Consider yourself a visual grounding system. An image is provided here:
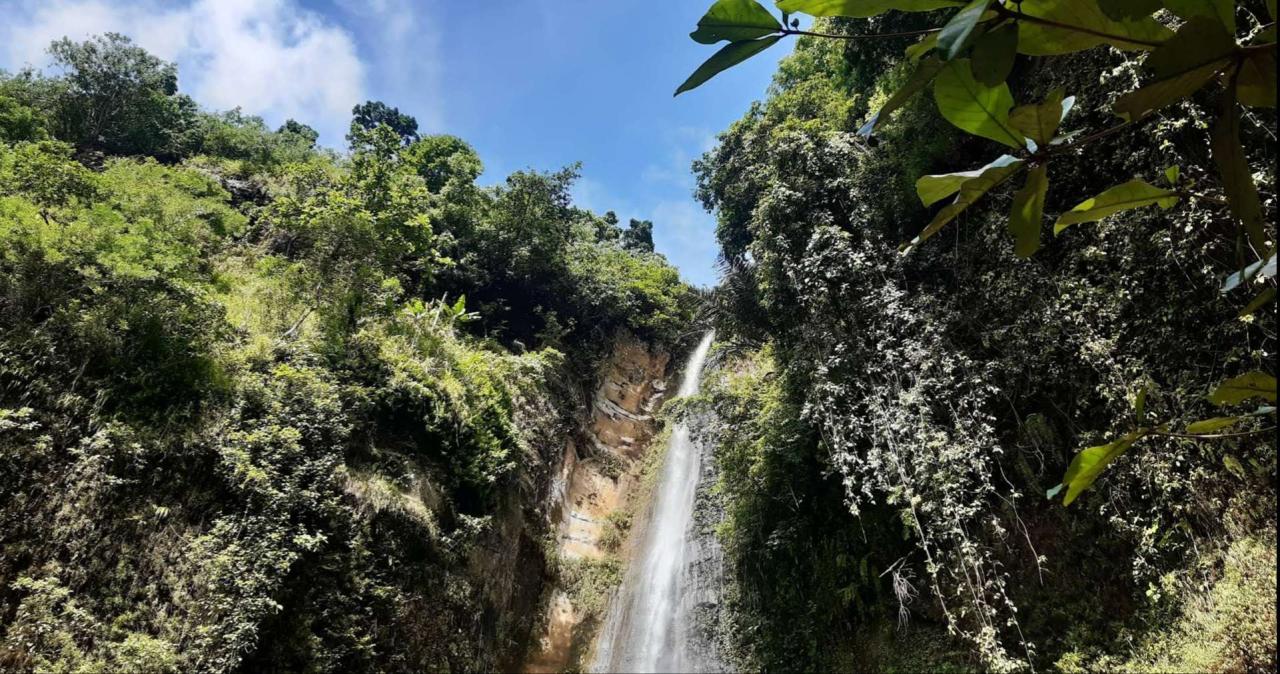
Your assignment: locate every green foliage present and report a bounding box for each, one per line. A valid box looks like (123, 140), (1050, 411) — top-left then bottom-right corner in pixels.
(193, 108), (320, 172)
(45, 33), (199, 159)
(689, 347), (903, 671)
(933, 58), (1022, 148)
(403, 134), (483, 192)
(348, 100), (419, 146)
(690, 0), (783, 44)
(1207, 371), (1278, 406)
(691, 10), (1274, 669)
(0, 33), (694, 674)
(1054, 178), (1180, 233)
(0, 95), (47, 143)
(682, 0), (1276, 516)
(676, 36), (784, 95)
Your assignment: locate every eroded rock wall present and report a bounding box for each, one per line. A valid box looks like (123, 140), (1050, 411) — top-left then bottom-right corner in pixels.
(524, 333), (673, 672)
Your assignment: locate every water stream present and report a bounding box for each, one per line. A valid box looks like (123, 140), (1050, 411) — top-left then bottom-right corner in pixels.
(592, 331), (720, 673)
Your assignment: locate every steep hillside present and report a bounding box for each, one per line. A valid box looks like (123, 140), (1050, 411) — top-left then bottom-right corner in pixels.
(0, 34), (695, 673)
(689, 6), (1276, 673)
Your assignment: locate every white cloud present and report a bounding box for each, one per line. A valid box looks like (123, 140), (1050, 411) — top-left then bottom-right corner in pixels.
(641, 126), (716, 190)
(332, 0), (443, 132)
(0, 0), (368, 145)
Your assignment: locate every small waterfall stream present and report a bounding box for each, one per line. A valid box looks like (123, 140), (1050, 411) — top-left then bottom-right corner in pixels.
(592, 331), (720, 673)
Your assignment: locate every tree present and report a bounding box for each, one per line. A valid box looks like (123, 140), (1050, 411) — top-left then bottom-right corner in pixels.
(403, 134), (482, 191)
(46, 33), (198, 158)
(622, 218), (655, 253)
(277, 119), (319, 148)
(348, 100), (419, 146)
(0, 94), (47, 142)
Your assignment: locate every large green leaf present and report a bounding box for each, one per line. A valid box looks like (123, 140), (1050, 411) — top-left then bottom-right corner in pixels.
(1207, 371), (1278, 405)
(1113, 18), (1236, 120)
(1164, 0), (1236, 33)
(938, 0), (991, 59)
(1211, 79), (1269, 253)
(1145, 18), (1237, 79)
(1054, 179), (1179, 234)
(1061, 429), (1146, 505)
(1009, 163), (1048, 257)
(1237, 50), (1278, 108)
(933, 59), (1024, 148)
(1015, 0), (1174, 55)
(1185, 416), (1242, 434)
(1184, 409), (1277, 434)
(776, 0), (961, 17)
(971, 22), (1019, 85)
(906, 32), (941, 61)
(905, 154), (1023, 251)
(676, 36), (783, 95)
(1113, 61), (1230, 120)
(691, 0), (783, 44)
(860, 57), (946, 137)
(1009, 88), (1067, 146)
(916, 153), (1020, 206)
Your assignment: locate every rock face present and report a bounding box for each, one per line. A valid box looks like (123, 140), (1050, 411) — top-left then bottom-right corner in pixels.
(524, 334), (672, 673)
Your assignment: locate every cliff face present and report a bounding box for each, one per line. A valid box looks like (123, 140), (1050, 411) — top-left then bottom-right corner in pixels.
(0, 327), (673, 674)
(525, 334), (673, 673)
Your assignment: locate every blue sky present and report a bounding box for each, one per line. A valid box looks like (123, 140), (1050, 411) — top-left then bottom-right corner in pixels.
(0, 0), (798, 287)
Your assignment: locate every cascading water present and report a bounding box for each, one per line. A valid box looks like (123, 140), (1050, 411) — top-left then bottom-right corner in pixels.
(593, 331), (721, 674)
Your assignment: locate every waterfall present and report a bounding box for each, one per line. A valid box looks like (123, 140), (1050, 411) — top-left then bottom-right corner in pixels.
(593, 331), (721, 673)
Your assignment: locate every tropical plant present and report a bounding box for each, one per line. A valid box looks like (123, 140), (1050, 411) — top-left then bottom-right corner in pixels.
(679, 0), (1275, 504)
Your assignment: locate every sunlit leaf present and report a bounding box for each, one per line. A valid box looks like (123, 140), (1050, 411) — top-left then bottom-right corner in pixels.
(1113, 18), (1236, 121)
(691, 0), (783, 44)
(905, 154), (1023, 251)
(938, 0), (991, 59)
(1186, 416), (1248, 434)
(861, 57), (945, 137)
(916, 153), (1019, 206)
(1014, 0), (1174, 55)
(1009, 163), (1048, 257)
(1061, 429), (1147, 505)
(1054, 179), (1179, 234)
(971, 22), (1019, 85)
(1164, 0), (1236, 33)
(1009, 88), (1067, 146)
(1207, 371), (1278, 406)
(1211, 79), (1269, 253)
(1133, 385), (1149, 425)
(776, 0), (962, 18)
(676, 36), (783, 95)
(933, 59), (1024, 148)
(1163, 165), (1181, 185)
(906, 32), (941, 61)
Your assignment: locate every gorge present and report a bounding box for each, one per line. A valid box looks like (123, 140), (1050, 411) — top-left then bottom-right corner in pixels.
(1, 2), (1277, 673)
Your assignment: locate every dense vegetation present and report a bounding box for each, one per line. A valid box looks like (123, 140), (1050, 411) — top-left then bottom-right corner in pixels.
(0, 34), (695, 672)
(685, 1), (1276, 672)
